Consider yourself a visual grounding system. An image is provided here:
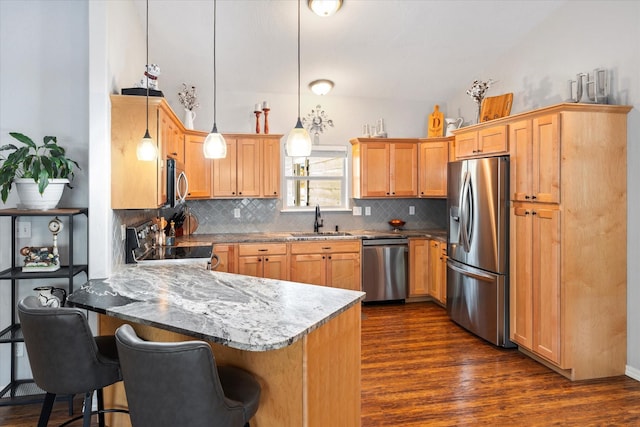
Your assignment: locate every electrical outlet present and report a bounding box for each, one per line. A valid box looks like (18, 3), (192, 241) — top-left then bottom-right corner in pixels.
(233, 208), (241, 219)
(16, 221), (31, 238)
(365, 206), (371, 216)
(121, 224), (127, 241)
(352, 207), (362, 216)
(409, 206), (415, 215)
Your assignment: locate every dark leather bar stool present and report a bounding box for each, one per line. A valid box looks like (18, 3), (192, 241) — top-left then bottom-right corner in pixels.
(17, 296), (128, 427)
(115, 323), (261, 427)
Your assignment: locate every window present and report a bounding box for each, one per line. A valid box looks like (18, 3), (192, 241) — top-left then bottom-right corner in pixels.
(283, 145), (348, 210)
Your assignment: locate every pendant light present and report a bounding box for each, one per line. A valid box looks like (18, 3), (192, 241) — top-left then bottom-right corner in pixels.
(308, 0), (343, 17)
(285, 0), (312, 157)
(203, 0), (227, 159)
(136, 0), (158, 161)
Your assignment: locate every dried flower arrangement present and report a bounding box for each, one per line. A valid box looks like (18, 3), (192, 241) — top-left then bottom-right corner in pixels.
(466, 79), (495, 123)
(178, 83), (199, 111)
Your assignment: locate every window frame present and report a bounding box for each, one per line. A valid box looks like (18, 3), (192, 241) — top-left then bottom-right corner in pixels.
(281, 145), (350, 212)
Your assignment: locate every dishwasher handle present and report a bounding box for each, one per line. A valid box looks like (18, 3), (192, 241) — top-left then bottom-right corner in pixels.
(362, 238), (409, 246)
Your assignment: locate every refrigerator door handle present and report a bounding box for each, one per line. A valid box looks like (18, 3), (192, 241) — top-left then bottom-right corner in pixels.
(448, 259), (495, 281)
(460, 171), (473, 252)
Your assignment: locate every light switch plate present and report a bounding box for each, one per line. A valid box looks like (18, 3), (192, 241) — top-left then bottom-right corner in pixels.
(353, 207), (362, 216)
(409, 206), (415, 215)
(365, 206), (371, 216)
(234, 208), (241, 219)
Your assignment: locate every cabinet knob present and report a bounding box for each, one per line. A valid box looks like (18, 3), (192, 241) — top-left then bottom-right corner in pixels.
(532, 211), (537, 215)
(525, 195), (530, 199)
(238, 192), (242, 195)
(531, 195), (537, 200)
(328, 256), (332, 260)
(265, 258), (269, 262)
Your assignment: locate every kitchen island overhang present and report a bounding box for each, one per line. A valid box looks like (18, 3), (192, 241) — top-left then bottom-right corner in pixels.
(68, 263), (365, 427)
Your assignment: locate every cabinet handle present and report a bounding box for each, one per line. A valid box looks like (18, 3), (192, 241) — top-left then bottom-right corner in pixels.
(531, 195), (537, 200)
(258, 249), (268, 252)
(322, 247), (331, 250)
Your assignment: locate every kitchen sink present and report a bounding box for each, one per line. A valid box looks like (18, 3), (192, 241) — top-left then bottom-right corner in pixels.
(290, 231), (352, 237)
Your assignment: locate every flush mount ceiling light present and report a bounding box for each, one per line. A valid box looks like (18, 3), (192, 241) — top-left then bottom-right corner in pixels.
(308, 0), (343, 17)
(203, 0), (227, 159)
(309, 79), (334, 96)
(136, 0), (158, 161)
(285, 0), (313, 157)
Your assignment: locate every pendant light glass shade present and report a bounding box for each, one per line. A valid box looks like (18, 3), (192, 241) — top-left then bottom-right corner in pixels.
(137, 0), (157, 161)
(286, 119), (312, 157)
(308, 0), (343, 17)
(204, 0), (227, 159)
(287, 0), (313, 157)
(203, 126), (227, 159)
(137, 129), (158, 161)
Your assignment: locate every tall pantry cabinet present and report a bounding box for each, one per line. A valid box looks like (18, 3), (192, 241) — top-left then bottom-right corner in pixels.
(507, 103), (630, 380)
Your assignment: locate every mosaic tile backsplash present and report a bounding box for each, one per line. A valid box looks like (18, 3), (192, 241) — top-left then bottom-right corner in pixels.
(113, 198), (446, 266)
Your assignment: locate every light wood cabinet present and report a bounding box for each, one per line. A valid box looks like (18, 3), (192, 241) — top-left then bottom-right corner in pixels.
(427, 239), (447, 305)
(509, 115), (561, 203)
(213, 134), (282, 198)
(290, 240), (361, 291)
(212, 243), (237, 273)
(505, 103), (630, 380)
(111, 95), (184, 209)
(408, 238), (429, 297)
(350, 138), (418, 198)
(238, 243), (288, 280)
(184, 131), (213, 199)
(510, 205), (561, 363)
(418, 137), (451, 198)
(453, 124), (508, 160)
(162, 111), (184, 164)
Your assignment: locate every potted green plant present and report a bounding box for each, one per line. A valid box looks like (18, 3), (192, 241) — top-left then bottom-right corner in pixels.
(0, 132), (80, 210)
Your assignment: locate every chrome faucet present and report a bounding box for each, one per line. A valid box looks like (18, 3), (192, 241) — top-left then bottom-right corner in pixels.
(314, 205), (324, 233)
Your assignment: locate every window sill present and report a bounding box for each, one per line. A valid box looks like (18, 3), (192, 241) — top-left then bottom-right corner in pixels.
(280, 207), (353, 213)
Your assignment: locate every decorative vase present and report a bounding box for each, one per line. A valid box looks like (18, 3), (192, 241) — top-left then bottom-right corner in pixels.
(15, 178), (68, 210)
(475, 99), (482, 124)
(184, 109), (196, 130)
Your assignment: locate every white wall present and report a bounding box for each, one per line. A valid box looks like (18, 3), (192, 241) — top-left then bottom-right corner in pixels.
(446, 1), (640, 377)
(0, 0), (89, 387)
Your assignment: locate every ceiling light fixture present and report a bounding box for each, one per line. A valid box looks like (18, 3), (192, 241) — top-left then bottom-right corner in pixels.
(285, 0), (313, 157)
(136, 0), (158, 161)
(309, 79), (334, 96)
(203, 0), (227, 159)
(308, 0), (343, 17)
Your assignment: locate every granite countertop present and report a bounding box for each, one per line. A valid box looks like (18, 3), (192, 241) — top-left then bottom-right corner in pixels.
(177, 228), (447, 245)
(68, 264), (365, 352)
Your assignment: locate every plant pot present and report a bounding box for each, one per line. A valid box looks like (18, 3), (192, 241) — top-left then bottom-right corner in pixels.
(15, 178), (69, 210)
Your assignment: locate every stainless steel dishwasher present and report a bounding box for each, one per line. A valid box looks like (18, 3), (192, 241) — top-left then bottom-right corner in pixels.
(361, 237), (409, 302)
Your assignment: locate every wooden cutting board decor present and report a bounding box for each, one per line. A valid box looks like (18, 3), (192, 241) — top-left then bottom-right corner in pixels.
(480, 93), (513, 122)
(427, 104), (444, 137)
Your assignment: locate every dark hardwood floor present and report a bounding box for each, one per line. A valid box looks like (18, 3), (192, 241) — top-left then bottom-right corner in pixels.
(2, 301), (640, 426)
(361, 302), (640, 426)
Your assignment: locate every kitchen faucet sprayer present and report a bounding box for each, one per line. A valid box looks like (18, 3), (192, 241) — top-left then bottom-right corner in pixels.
(314, 205), (324, 233)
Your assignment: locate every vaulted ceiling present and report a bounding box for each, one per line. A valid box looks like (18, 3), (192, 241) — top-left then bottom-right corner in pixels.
(139, 0), (565, 104)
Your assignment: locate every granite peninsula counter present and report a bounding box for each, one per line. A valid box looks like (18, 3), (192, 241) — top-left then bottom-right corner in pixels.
(69, 263), (365, 427)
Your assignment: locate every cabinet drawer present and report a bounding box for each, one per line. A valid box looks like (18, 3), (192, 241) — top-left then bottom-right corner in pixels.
(238, 243), (287, 256)
(290, 240), (361, 254)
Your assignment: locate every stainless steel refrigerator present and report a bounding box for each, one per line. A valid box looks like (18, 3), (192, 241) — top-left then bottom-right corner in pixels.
(447, 156), (514, 347)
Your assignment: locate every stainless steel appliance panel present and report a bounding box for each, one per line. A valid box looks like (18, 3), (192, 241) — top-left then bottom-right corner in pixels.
(362, 238), (408, 302)
(447, 259), (511, 347)
(447, 156), (509, 275)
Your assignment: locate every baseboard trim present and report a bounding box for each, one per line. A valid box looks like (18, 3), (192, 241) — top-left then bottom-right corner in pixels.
(625, 365), (640, 382)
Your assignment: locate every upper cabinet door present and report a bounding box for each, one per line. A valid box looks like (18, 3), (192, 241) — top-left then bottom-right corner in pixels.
(361, 142), (390, 197)
(418, 139), (449, 198)
(262, 137), (280, 198)
(212, 138), (238, 197)
(184, 132), (212, 199)
(236, 138), (261, 197)
(390, 143), (418, 197)
(509, 114), (560, 203)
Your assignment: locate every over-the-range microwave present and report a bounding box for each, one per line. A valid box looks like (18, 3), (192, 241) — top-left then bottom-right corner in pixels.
(167, 158), (188, 208)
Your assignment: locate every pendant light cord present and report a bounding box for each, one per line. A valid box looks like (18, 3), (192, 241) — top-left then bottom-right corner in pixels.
(212, 0), (218, 133)
(145, 0), (150, 132)
(297, 0), (301, 120)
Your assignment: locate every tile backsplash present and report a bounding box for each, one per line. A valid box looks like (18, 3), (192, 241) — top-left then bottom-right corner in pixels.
(113, 198), (446, 266)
